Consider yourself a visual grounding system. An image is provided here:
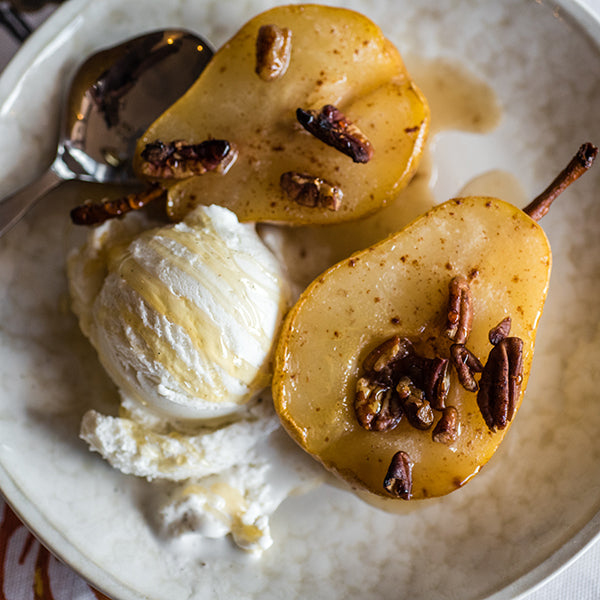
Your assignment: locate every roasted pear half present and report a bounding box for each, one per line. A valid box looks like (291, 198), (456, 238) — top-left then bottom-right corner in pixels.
(273, 143), (597, 501)
(134, 4), (429, 224)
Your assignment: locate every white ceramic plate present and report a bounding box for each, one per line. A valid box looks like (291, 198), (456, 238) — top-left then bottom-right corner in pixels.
(0, 1), (599, 598)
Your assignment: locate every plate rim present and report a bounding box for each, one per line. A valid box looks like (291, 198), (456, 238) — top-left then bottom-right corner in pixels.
(0, 1), (599, 599)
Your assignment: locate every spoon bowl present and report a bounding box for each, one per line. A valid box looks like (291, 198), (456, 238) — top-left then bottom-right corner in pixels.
(0, 29), (213, 236)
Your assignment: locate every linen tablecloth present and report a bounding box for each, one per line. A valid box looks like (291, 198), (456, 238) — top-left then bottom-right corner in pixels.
(0, 497), (109, 599)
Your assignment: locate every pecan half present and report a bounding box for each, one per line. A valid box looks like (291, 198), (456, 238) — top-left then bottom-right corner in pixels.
(280, 171), (342, 210)
(140, 139), (238, 179)
(255, 24), (292, 81)
(477, 337), (524, 431)
(355, 377), (402, 432)
(383, 451), (413, 500)
(489, 316), (511, 346)
(296, 104), (373, 163)
(397, 376), (434, 430)
(444, 275), (473, 345)
(70, 185), (166, 226)
(450, 343), (483, 392)
(432, 406), (459, 445)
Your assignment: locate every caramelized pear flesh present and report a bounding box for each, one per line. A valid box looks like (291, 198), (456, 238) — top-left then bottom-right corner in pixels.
(273, 196), (551, 500)
(134, 4), (429, 224)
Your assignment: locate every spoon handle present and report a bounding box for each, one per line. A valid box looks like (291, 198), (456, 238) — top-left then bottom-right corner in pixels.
(0, 168), (62, 238)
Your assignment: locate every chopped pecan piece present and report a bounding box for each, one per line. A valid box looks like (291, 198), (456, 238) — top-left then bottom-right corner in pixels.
(397, 376), (434, 430)
(489, 316), (511, 346)
(362, 335), (414, 377)
(70, 185), (166, 226)
(401, 355), (449, 410)
(383, 451), (413, 500)
(477, 337), (524, 431)
(296, 104), (373, 163)
(355, 377), (402, 432)
(422, 357), (450, 410)
(432, 406), (459, 445)
(450, 343), (483, 392)
(280, 171), (342, 210)
(444, 275), (474, 344)
(140, 139), (238, 179)
(255, 24), (292, 81)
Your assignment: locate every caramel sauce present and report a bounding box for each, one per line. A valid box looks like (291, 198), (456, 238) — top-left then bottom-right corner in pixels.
(457, 169), (528, 207)
(408, 56), (501, 135)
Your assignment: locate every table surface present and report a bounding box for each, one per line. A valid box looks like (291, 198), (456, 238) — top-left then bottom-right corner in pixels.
(0, 1), (599, 599)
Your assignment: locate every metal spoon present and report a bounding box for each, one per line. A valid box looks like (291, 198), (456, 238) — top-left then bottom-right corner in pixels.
(0, 29), (213, 237)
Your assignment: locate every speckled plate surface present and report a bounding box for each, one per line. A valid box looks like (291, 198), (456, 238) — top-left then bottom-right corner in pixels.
(0, 1), (599, 599)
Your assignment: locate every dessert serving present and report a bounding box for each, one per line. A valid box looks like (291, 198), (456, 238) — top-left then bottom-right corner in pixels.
(65, 1), (598, 552)
(67, 3), (431, 553)
(1, 0), (598, 598)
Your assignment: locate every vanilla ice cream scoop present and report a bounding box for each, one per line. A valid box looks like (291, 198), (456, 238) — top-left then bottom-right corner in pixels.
(68, 204), (289, 421)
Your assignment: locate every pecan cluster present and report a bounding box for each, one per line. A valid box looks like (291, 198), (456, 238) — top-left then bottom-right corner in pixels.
(367, 274), (526, 501)
(354, 336), (451, 435)
(446, 279), (524, 432)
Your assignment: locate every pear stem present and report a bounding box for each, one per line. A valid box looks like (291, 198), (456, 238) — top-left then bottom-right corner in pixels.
(523, 142), (598, 222)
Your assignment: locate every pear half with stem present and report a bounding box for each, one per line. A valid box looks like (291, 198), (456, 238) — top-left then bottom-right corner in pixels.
(273, 143), (597, 502)
(134, 4), (429, 225)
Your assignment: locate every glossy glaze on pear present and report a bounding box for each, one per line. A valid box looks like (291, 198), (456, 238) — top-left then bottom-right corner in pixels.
(134, 4), (429, 224)
(273, 196), (551, 500)
(274, 143), (596, 502)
